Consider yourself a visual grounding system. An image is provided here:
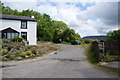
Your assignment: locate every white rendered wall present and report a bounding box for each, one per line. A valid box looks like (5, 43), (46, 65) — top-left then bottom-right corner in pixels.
(27, 21), (37, 45)
(0, 19), (37, 45)
(0, 19), (21, 32)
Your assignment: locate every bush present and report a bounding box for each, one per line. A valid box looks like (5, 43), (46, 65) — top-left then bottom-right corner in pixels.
(84, 39), (92, 44)
(11, 37), (23, 42)
(106, 29), (120, 42)
(2, 39), (11, 44)
(26, 51), (33, 56)
(9, 54), (16, 60)
(30, 47), (37, 55)
(88, 44), (99, 63)
(37, 50), (42, 55)
(0, 49), (8, 56)
(0, 47), (2, 51)
(19, 52), (27, 58)
(14, 52), (21, 56)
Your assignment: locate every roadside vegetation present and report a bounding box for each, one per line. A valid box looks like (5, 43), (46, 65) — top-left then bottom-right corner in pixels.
(87, 43), (99, 64)
(87, 29), (120, 64)
(0, 37), (59, 61)
(103, 29), (120, 62)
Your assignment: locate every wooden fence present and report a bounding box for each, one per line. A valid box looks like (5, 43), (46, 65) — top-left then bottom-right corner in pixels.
(92, 41), (120, 62)
(104, 42), (120, 55)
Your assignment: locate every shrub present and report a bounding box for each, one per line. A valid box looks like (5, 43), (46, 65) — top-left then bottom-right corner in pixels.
(19, 52), (27, 58)
(26, 51), (33, 56)
(11, 37), (23, 42)
(2, 39), (11, 44)
(0, 47), (2, 51)
(9, 54), (16, 60)
(88, 44), (99, 63)
(84, 39), (92, 44)
(37, 50), (43, 55)
(30, 47), (37, 55)
(0, 49), (8, 56)
(14, 52), (21, 56)
(106, 30), (120, 42)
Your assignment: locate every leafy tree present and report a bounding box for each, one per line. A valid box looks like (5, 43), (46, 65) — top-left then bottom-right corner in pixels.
(106, 29), (120, 42)
(61, 28), (81, 42)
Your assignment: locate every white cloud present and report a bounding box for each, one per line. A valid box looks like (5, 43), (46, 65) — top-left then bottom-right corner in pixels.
(3, 2), (37, 11)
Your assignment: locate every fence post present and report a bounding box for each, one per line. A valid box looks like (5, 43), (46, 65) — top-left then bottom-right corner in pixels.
(97, 41), (105, 62)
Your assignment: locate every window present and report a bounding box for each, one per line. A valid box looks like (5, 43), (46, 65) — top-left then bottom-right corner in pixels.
(2, 33), (7, 39)
(21, 32), (27, 40)
(3, 33), (19, 39)
(7, 33), (11, 39)
(21, 21), (27, 29)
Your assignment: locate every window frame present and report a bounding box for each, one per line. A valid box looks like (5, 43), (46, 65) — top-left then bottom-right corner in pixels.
(21, 21), (27, 29)
(21, 32), (27, 41)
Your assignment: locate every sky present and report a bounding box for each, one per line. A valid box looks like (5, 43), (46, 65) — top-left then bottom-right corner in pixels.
(1, 0), (119, 37)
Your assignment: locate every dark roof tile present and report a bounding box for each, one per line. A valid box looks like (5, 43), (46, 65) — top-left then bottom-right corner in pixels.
(0, 14), (37, 22)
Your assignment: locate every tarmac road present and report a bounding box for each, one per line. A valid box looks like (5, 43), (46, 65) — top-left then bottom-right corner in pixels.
(1, 45), (118, 78)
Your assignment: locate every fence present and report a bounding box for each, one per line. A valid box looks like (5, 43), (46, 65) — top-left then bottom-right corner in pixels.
(104, 42), (120, 55)
(92, 41), (120, 62)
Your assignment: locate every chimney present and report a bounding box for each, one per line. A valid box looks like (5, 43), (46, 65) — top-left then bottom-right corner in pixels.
(31, 16), (35, 19)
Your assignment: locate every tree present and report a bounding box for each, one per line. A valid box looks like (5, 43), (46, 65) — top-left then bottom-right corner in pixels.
(61, 28), (81, 42)
(106, 29), (120, 42)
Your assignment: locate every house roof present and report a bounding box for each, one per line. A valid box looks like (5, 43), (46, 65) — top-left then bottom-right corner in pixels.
(0, 14), (37, 22)
(0, 27), (20, 32)
(1, 27), (20, 33)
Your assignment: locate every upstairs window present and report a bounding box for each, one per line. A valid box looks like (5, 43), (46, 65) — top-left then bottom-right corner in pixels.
(21, 21), (27, 29)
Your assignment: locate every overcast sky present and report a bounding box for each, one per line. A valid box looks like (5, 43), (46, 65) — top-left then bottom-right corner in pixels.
(1, 0), (119, 37)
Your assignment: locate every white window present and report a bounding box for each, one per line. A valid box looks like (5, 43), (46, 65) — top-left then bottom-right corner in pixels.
(21, 21), (27, 29)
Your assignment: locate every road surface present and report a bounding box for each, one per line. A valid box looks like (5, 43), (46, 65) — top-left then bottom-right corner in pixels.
(1, 45), (118, 78)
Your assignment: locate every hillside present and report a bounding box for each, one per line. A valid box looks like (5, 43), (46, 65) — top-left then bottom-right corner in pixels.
(82, 36), (106, 40)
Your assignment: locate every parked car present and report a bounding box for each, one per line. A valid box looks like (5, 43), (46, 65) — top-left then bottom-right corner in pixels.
(71, 40), (81, 45)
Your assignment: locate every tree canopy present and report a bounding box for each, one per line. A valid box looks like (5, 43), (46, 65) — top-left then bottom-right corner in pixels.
(106, 29), (120, 42)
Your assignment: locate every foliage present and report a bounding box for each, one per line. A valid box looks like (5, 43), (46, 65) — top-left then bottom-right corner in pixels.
(105, 30), (120, 61)
(2, 39), (11, 44)
(106, 29), (120, 42)
(26, 51), (32, 56)
(9, 54), (16, 60)
(11, 37), (24, 42)
(83, 39), (93, 44)
(30, 47), (37, 55)
(88, 44), (99, 63)
(0, 49), (8, 56)
(0, 43), (58, 61)
(19, 52), (27, 58)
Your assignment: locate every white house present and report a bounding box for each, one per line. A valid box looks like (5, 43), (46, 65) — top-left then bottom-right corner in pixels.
(0, 14), (37, 45)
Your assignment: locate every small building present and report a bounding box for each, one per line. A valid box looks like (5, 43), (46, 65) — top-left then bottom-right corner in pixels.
(0, 14), (37, 45)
